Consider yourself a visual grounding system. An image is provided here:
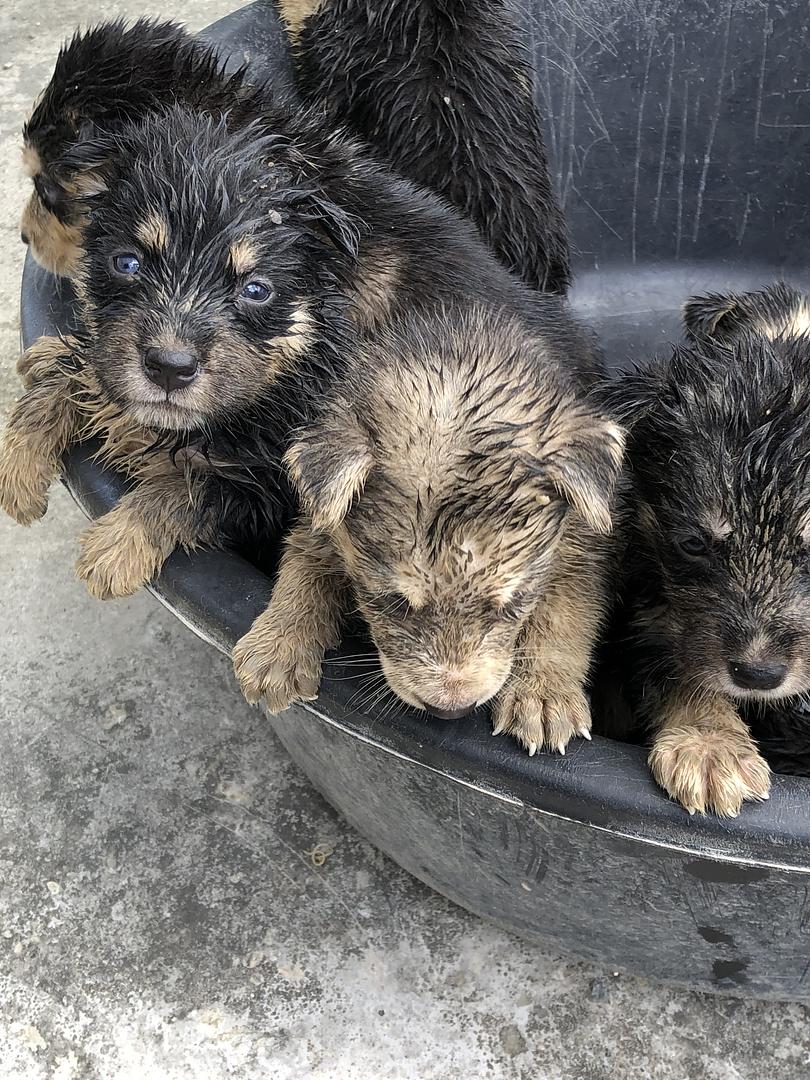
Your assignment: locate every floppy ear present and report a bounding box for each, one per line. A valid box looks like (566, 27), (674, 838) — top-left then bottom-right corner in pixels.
(302, 191), (362, 260)
(682, 291), (739, 340)
(544, 412), (625, 536)
(284, 406), (374, 532)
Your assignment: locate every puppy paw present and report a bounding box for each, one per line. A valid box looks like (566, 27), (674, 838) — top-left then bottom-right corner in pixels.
(649, 725), (771, 817)
(16, 336), (74, 390)
(0, 448), (50, 525)
(492, 674), (592, 756)
(233, 619), (323, 712)
(76, 513), (165, 600)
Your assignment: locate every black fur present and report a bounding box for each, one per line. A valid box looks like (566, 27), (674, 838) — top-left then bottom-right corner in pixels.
(286, 0), (570, 293)
(603, 301), (810, 776)
(61, 93), (595, 567)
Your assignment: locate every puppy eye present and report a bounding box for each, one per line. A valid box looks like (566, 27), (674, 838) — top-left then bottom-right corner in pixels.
(676, 534), (711, 561)
(110, 252), (141, 277)
(34, 174), (60, 212)
(240, 280), (274, 304)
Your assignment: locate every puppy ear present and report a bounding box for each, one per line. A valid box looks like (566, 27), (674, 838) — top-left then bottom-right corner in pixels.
(303, 192), (362, 260)
(682, 291), (739, 339)
(285, 406), (373, 532)
(544, 412), (625, 535)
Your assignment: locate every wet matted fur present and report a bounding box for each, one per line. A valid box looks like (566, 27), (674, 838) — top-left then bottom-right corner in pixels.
(276, 0), (570, 293)
(20, 18), (267, 276)
(604, 283), (810, 814)
(5, 96), (589, 603)
(234, 302), (623, 755)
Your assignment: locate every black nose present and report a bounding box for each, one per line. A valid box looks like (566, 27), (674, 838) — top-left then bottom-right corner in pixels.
(142, 347), (199, 393)
(728, 659), (788, 692)
(423, 704), (473, 720)
(20, 231), (29, 246)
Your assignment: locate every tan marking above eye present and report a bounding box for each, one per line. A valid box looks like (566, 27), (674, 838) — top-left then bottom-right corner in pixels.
(135, 214), (169, 252)
(228, 236), (258, 276)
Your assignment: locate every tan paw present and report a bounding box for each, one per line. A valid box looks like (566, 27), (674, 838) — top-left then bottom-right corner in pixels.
(649, 725), (771, 817)
(0, 448), (50, 525)
(76, 513), (165, 600)
(233, 619), (323, 712)
(492, 675), (592, 756)
(16, 336), (74, 390)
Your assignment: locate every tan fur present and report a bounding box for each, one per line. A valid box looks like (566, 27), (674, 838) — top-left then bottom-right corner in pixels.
(276, 0), (324, 40)
(649, 691), (771, 816)
(20, 192), (83, 277)
(21, 142), (42, 178)
(491, 528), (607, 754)
(0, 337), (83, 524)
(233, 520), (349, 710)
(267, 304), (317, 362)
(228, 235), (258, 276)
(75, 457), (202, 600)
(349, 249), (402, 330)
(136, 213), (170, 253)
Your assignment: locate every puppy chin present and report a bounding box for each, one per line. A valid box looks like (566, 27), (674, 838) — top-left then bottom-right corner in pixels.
(130, 401), (204, 433)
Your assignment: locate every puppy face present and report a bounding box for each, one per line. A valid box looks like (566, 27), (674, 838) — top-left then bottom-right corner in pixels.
(72, 109), (358, 433)
(622, 324), (810, 704)
(288, 311), (623, 715)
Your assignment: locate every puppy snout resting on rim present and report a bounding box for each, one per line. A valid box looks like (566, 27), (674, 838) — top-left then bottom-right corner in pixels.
(605, 282), (810, 816)
(233, 304), (624, 757)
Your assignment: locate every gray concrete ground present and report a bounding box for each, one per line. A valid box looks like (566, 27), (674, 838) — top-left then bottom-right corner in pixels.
(1, 2), (810, 1077)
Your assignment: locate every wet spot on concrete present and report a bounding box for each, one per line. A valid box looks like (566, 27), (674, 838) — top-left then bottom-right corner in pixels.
(698, 926), (734, 946)
(499, 1024), (527, 1058)
(712, 958), (749, 986)
(686, 859), (769, 884)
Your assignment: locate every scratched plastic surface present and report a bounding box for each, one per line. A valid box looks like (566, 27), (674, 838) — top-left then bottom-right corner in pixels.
(19, 0), (810, 997)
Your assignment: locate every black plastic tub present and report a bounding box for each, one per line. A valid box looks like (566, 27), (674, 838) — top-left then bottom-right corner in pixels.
(20, 0), (810, 999)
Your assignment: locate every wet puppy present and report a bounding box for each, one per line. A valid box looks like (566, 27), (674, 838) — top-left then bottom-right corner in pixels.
(3, 108), (356, 596)
(609, 283), (810, 814)
(233, 303), (623, 753)
(20, 18), (259, 276)
(277, 0), (570, 293)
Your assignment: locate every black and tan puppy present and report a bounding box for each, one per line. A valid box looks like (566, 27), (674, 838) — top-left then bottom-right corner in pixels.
(3, 106), (359, 595)
(233, 302), (623, 753)
(20, 18), (262, 276)
(277, 0), (570, 293)
(608, 283), (810, 814)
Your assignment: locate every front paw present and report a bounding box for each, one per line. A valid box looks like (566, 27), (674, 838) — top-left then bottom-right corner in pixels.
(16, 336), (74, 390)
(649, 724), (771, 817)
(0, 446), (50, 525)
(76, 513), (165, 600)
(233, 618), (323, 712)
(492, 674), (592, 756)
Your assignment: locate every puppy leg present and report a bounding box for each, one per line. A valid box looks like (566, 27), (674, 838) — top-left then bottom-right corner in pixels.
(492, 535), (606, 755)
(649, 691), (771, 817)
(0, 338), (82, 524)
(233, 521), (348, 711)
(75, 459), (202, 600)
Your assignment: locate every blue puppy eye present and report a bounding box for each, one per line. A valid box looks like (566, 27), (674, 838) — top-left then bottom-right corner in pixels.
(112, 253), (141, 277)
(240, 281), (273, 304)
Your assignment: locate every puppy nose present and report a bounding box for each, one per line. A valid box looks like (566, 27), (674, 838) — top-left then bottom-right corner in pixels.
(728, 659), (788, 691)
(423, 704), (473, 720)
(20, 230), (30, 246)
(142, 347), (199, 393)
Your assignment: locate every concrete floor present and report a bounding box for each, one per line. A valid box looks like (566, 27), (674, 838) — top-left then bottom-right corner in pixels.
(1, 2), (810, 1077)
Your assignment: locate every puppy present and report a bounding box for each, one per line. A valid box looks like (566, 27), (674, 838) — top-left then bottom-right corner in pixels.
(5, 89), (582, 603)
(608, 283), (810, 814)
(277, 0), (570, 293)
(20, 18), (260, 276)
(233, 302), (623, 753)
(3, 107), (357, 596)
